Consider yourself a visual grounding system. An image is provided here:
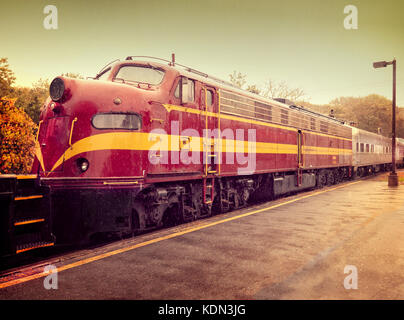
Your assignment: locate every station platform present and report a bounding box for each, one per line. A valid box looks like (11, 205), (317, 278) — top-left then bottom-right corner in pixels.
(1, 171), (404, 299)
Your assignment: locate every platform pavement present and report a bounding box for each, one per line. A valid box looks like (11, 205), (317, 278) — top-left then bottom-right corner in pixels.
(1, 171), (404, 299)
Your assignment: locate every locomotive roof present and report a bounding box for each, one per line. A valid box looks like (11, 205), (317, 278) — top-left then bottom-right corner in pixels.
(107, 56), (349, 127)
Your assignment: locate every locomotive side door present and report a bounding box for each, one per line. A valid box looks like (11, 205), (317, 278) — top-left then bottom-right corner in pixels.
(201, 86), (219, 176)
(297, 130), (303, 186)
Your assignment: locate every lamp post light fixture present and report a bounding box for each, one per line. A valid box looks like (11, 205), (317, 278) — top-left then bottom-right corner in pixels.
(373, 59), (398, 187)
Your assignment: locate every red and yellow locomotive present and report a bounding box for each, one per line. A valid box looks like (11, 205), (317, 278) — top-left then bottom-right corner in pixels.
(1, 56), (403, 255)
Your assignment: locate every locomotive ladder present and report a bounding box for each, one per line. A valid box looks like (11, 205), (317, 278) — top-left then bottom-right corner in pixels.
(202, 87), (219, 205)
(0, 175), (55, 257)
(203, 125), (217, 205)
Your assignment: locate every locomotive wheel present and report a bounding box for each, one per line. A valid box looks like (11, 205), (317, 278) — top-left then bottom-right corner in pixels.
(131, 201), (145, 236)
(162, 203), (179, 227)
(327, 170), (335, 185)
(334, 170), (341, 184)
(317, 170), (327, 188)
(131, 209), (140, 236)
(333, 169), (340, 184)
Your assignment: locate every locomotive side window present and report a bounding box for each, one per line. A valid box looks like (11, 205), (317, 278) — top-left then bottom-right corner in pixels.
(92, 113), (142, 130)
(186, 79), (195, 102)
(206, 90), (213, 106)
(174, 81), (180, 98)
(114, 65), (165, 85)
(180, 77), (195, 104)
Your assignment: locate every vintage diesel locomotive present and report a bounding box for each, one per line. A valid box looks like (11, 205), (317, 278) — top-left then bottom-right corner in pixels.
(1, 56), (404, 256)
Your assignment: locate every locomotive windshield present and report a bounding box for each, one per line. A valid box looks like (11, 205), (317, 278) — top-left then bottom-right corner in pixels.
(114, 65), (165, 85)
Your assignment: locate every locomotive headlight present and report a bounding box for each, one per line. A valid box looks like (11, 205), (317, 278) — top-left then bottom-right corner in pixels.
(77, 158), (89, 172)
(49, 77), (65, 102)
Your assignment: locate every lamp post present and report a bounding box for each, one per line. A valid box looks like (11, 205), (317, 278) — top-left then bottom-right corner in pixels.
(373, 59), (398, 187)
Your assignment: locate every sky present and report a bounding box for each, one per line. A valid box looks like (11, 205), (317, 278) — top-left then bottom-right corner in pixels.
(1, 0), (404, 105)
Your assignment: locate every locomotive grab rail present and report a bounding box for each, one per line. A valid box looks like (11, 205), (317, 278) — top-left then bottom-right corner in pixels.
(36, 120), (43, 142)
(69, 117), (78, 149)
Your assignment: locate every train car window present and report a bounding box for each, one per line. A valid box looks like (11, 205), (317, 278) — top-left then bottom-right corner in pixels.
(92, 113), (142, 130)
(360, 143), (364, 152)
(371, 144), (374, 153)
(114, 65), (165, 85)
(365, 144), (369, 152)
(356, 142), (359, 152)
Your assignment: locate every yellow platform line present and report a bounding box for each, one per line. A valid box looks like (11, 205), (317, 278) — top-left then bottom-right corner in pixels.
(0, 180), (362, 289)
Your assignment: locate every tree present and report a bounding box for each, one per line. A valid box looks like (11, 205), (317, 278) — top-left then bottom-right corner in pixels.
(329, 95), (393, 134)
(397, 109), (404, 139)
(229, 71), (246, 89)
(11, 73), (84, 124)
(61, 72), (84, 79)
(13, 78), (49, 124)
(228, 71), (305, 101)
(0, 98), (37, 174)
(246, 84), (261, 95)
(0, 58), (16, 98)
(261, 79), (305, 101)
